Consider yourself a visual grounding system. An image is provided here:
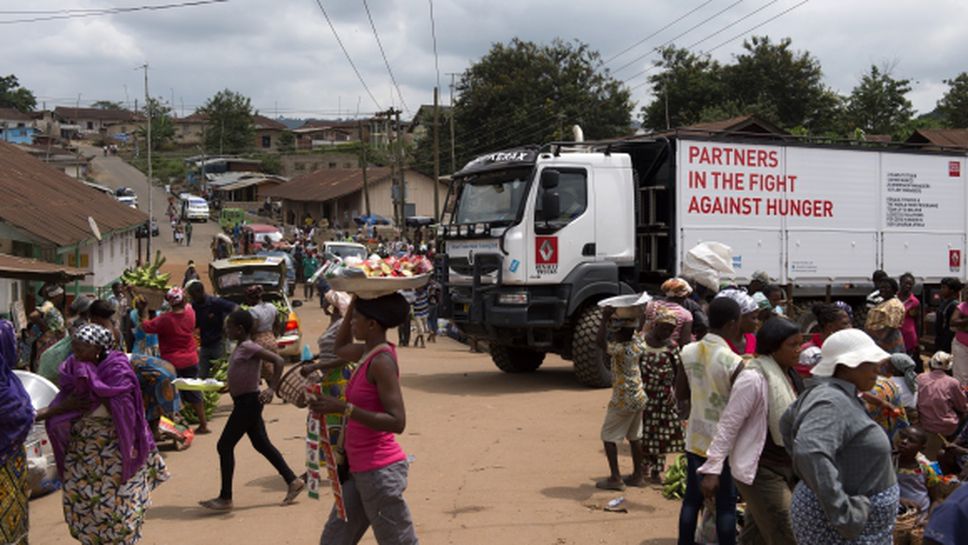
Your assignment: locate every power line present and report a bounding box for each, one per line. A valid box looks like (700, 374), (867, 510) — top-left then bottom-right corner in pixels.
(312, 0), (382, 111)
(611, 0), (744, 75)
(362, 0), (410, 115)
(603, 0), (714, 66)
(0, 0), (228, 24)
(627, 0), (811, 93)
(428, 0), (441, 90)
(623, 0), (782, 85)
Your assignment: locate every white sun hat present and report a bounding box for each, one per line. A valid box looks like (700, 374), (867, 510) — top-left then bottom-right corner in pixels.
(811, 328), (890, 377)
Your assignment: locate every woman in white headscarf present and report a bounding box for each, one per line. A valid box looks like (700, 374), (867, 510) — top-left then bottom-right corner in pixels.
(715, 289), (760, 356)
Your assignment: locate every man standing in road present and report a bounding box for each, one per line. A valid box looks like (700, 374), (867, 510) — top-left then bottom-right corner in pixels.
(186, 280), (237, 379)
(185, 221), (193, 247)
(183, 260), (200, 287)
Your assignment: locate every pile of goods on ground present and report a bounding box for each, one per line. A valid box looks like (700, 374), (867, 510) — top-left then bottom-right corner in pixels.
(325, 254), (432, 298)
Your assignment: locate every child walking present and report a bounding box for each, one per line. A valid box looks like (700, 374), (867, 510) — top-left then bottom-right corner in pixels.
(200, 310), (304, 511)
(596, 304), (648, 490)
(640, 307), (685, 483)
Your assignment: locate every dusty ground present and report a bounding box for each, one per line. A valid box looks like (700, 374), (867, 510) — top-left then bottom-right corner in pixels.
(28, 153), (681, 544)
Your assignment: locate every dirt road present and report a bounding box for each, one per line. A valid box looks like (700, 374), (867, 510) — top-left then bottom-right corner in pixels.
(28, 325), (679, 545)
(29, 160), (681, 543)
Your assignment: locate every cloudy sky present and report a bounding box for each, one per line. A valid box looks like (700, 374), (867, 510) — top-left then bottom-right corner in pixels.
(3, 0), (966, 121)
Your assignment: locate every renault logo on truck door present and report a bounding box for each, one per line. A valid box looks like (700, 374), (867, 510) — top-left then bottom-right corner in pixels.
(536, 236), (558, 274)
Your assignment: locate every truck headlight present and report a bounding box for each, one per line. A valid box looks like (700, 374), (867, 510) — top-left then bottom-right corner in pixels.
(497, 291), (528, 305)
(437, 225), (446, 238)
(474, 223), (487, 236)
(459, 225), (469, 237)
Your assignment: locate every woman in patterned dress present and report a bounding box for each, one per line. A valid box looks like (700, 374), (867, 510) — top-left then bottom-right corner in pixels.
(0, 320), (33, 545)
(640, 307), (684, 483)
(37, 324), (168, 544)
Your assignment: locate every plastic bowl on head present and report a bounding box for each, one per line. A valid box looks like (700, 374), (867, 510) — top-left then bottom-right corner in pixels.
(13, 370), (60, 411)
(598, 293), (652, 319)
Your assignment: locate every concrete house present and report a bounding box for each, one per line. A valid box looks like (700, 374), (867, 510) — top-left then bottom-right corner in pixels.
(262, 167), (444, 229)
(0, 141), (147, 306)
(0, 108), (36, 145)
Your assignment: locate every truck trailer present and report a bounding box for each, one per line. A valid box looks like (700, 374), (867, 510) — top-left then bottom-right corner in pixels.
(437, 130), (968, 386)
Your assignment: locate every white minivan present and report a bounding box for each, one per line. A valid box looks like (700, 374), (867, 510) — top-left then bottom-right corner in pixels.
(179, 194), (210, 222)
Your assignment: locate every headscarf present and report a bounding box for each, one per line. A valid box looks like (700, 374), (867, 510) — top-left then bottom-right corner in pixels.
(715, 288), (758, 314)
(834, 300), (854, 320)
(75, 323), (114, 352)
(661, 277), (692, 298)
(46, 350), (154, 483)
(929, 351), (953, 372)
(0, 320), (34, 458)
(165, 286), (185, 306)
(752, 292), (772, 311)
(889, 353), (918, 392)
(653, 305), (679, 326)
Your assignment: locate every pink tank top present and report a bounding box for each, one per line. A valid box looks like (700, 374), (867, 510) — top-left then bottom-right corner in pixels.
(344, 343), (407, 473)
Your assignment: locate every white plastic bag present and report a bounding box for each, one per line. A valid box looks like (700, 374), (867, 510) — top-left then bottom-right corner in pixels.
(682, 242), (734, 292)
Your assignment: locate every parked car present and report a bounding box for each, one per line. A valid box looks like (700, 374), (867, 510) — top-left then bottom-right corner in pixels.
(208, 256), (302, 360)
(322, 241), (368, 261)
(243, 223), (285, 249)
(117, 195), (139, 209)
(135, 218), (160, 239)
(179, 193), (210, 222)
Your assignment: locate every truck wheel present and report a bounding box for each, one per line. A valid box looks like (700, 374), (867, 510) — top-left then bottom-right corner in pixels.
(572, 305), (612, 388)
(490, 345), (545, 373)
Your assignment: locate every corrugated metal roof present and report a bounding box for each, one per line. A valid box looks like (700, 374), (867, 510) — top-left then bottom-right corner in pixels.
(261, 168), (392, 202)
(52, 106), (139, 122)
(907, 129), (968, 150)
(0, 108), (32, 121)
(0, 253), (89, 281)
(0, 141), (147, 246)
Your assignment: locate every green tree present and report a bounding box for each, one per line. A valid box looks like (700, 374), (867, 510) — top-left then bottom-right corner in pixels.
(843, 64), (914, 138)
(136, 97), (175, 151)
(277, 130), (295, 153)
(411, 106), (454, 176)
(199, 89), (254, 154)
(723, 37), (841, 133)
(936, 72), (968, 128)
(0, 74), (36, 112)
(640, 47), (726, 130)
(91, 100), (124, 110)
(454, 38), (632, 164)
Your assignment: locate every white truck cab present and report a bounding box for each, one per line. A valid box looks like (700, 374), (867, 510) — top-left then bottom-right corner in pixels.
(440, 146), (640, 386)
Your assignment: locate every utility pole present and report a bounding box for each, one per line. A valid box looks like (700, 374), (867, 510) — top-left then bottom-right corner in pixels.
(393, 108), (405, 228)
(359, 119), (371, 217)
(432, 86), (440, 220)
(140, 63), (153, 260)
(447, 72), (458, 174)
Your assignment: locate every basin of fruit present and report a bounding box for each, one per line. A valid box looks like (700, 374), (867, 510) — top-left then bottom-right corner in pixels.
(326, 254), (432, 298)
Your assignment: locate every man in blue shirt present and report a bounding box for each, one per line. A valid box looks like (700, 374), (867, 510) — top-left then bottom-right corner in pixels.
(186, 280), (237, 378)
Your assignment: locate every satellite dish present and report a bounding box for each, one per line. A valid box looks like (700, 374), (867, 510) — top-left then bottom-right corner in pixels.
(88, 216), (102, 241)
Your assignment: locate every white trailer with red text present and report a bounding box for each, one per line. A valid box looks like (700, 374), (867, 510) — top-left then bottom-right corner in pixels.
(437, 132), (968, 386)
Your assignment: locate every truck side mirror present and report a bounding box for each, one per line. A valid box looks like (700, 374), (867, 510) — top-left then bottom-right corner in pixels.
(541, 189), (560, 223)
(540, 169), (559, 189)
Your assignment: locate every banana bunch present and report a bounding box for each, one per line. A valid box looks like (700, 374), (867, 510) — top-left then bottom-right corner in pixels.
(662, 454), (688, 500)
(121, 250), (171, 289)
(181, 358), (228, 424)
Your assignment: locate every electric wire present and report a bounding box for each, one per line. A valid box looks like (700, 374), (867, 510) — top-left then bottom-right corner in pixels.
(312, 0), (382, 111)
(362, 0), (410, 115)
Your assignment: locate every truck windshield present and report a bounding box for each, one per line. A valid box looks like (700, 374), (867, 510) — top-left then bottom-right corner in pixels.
(453, 168), (531, 225)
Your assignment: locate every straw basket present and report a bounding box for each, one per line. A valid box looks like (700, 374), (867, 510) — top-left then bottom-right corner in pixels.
(894, 504), (920, 545)
(131, 285), (167, 310)
(278, 363), (321, 408)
